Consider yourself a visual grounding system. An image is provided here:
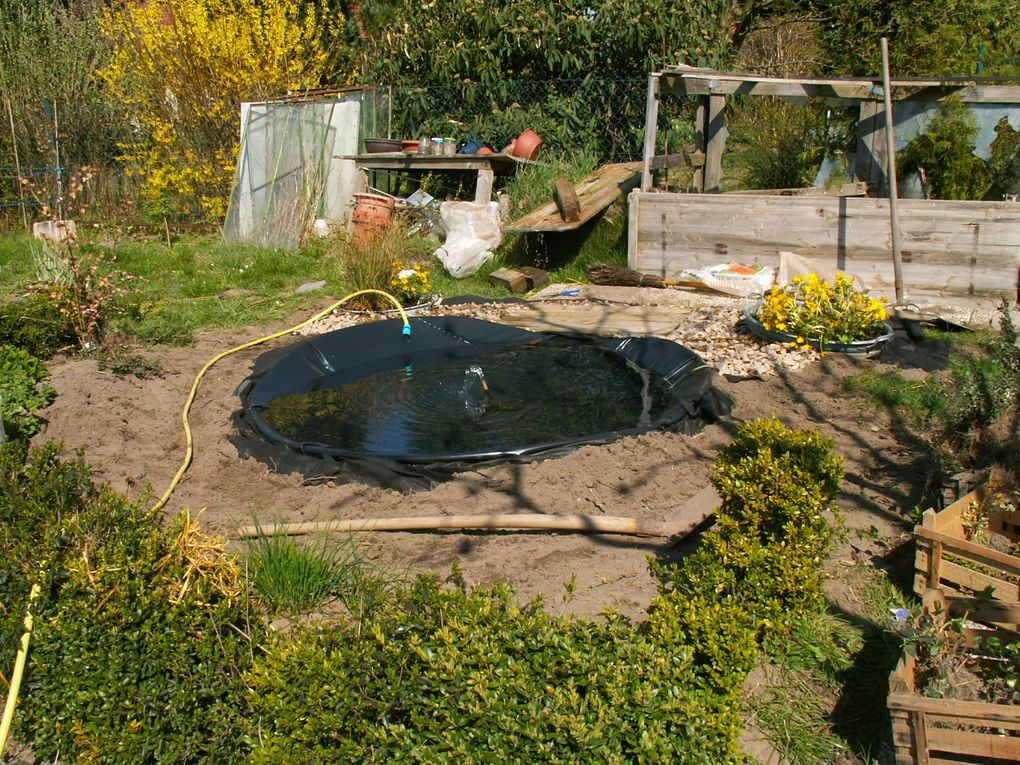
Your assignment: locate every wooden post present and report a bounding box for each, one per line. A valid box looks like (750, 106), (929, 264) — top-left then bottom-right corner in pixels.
(881, 37), (906, 304)
(704, 94), (726, 192)
(693, 97), (706, 192)
(640, 74), (660, 191)
(473, 164), (494, 204)
(855, 100), (886, 190)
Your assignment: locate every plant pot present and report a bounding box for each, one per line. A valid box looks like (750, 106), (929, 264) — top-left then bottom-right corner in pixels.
(509, 128), (542, 161)
(363, 138), (402, 153)
(351, 192), (395, 242)
(741, 299), (894, 358)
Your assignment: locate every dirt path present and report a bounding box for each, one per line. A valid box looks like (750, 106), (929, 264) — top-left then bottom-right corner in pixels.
(33, 293), (941, 622)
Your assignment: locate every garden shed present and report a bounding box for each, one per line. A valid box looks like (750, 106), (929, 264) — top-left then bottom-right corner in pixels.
(631, 65), (1020, 309)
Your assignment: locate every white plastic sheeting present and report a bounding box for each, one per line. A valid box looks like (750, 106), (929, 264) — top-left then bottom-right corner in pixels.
(434, 201), (503, 277)
(223, 98), (360, 249)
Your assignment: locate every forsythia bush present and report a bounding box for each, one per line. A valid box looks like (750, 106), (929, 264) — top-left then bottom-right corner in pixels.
(759, 273), (888, 347)
(99, 0), (340, 223)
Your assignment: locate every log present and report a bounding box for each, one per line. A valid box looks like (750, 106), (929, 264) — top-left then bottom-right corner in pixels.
(236, 513), (677, 540)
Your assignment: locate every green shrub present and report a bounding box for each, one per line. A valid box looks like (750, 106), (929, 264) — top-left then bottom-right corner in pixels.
(899, 97), (991, 200)
(0, 443), (259, 763)
(652, 419), (843, 641)
(2, 419), (844, 762)
(244, 577), (745, 764)
(0, 291), (77, 358)
(0, 344), (55, 439)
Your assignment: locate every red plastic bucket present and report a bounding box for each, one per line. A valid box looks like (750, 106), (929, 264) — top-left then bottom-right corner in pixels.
(351, 193), (395, 241)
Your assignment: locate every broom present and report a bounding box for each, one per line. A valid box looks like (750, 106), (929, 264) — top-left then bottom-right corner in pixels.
(586, 263), (701, 289)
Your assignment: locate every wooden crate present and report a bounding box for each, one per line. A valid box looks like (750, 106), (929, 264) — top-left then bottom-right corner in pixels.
(914, 486), (1020, 630)
(888, 650), (1020, 764)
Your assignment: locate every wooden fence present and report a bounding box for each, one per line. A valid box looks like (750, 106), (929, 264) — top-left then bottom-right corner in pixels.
(627, 191), (1020, 307)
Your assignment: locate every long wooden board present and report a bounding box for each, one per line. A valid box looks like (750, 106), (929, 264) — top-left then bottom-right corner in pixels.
(501, 301), (690, 337)
(628, 191), (1020, 305)
(505, 162), (642, 232)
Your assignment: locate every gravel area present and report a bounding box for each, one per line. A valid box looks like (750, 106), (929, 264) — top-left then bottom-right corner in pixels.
(296, 283), (819, 379)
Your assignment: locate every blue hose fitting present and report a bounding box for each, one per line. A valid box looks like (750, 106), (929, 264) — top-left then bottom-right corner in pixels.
(402, 324), (412, 337)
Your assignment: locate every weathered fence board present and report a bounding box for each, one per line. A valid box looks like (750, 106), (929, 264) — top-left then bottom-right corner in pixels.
(628, 191), (1020, 305)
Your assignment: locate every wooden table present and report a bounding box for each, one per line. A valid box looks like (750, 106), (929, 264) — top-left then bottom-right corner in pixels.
(343, 152), (530, 204)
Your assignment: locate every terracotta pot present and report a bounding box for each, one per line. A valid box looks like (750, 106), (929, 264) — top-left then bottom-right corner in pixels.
(510, 128), (542, 161)
(351, 193), (395, 242)
(401, 139), (418, 153)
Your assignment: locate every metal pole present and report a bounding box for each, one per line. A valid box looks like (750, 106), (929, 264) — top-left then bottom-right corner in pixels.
(881, 37), (905, 304)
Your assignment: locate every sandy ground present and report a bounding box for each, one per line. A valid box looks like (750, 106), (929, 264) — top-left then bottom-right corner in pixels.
(32, 290), (945, 624)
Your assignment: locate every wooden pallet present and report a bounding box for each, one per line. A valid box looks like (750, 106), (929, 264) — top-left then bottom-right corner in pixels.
(913, 486), (1020, 631)
(889, 650), (1020, 765)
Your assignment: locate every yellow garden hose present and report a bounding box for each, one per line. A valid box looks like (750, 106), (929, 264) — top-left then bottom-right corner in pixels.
(0, 582), (41, 759)
(149, 288), (410, 514)
(0, 289), (409, 760)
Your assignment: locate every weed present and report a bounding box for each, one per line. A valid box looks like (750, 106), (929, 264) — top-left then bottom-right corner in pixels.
(328, 223), (433, 310)
(0, 344), (55, 439)
(744, 665), (849, 765)
(96, 349), (162, 379)
(245, 520), (374, 616)
(0, 290), (76, 357)
(43, 244), (134, 350)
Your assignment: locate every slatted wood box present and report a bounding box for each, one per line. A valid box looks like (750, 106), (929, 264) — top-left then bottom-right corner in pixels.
(913, 486), (1020, 631)
(888, 650), (1020, 764)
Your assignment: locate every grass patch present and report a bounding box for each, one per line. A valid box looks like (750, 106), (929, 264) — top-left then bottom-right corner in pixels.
(840, 306), (1020, 472)
(839, 368), (930, 416)
(245, 523), (382, 617)
(748, 563), (914, 765)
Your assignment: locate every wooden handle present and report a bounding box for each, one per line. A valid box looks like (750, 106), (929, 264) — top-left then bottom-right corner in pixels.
(237, 513), (672, 540)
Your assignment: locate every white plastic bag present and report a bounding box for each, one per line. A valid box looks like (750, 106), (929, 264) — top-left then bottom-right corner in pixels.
(679, 262), (775, 297)
(435, 201), (502, 278)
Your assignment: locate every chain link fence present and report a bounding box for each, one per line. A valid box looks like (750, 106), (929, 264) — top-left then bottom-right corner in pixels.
(388, 77), (691, 164)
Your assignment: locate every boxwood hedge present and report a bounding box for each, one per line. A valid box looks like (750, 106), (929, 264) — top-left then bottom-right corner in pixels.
(1, 418), (842, 762)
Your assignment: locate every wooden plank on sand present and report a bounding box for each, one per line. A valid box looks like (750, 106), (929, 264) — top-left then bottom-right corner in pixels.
(505, 162), (642, 232)
(501, 301), (690, 337)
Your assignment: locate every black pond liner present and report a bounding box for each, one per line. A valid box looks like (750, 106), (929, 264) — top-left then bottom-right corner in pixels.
(237, 316), (729, 484)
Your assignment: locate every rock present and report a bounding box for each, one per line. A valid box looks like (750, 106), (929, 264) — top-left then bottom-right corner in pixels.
(296, 280), (327, 294)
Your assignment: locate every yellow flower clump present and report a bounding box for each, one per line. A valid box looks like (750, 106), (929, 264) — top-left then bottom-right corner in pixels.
(100, 0), (343, 222)
(389, 261), (433, 305)
(758, 273), (888, 348)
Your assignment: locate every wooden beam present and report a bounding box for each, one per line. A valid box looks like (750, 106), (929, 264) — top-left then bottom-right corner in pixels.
(657, 66), (1020, 104)
(504, 162), (641, 233)
(640, 74), (660, 192)
(693, 97), (706, 192)
(648, 151), (705, 170)
(704, 95), (726, 192)
(723, 181), (867, 197)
